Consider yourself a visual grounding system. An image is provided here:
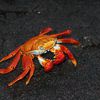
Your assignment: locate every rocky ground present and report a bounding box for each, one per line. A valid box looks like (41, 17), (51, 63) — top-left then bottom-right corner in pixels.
(0, 0), (100, 100)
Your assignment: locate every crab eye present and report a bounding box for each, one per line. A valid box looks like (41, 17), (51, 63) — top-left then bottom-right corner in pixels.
(39, 46), (44, 50)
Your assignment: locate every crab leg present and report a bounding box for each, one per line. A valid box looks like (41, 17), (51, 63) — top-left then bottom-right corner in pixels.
(8, 67), (30, 86)
(0, 52), (21, 74)
(37, 55), (53, 72)
(26, 58), (35, 85)
(8, 54), (35, 86)
(39, 27), (53, 35)
(57, 38), (80, 45)
(26, 64), (35, 85)
(60, 45), (77, 66)
(22, 54), (35, 85)
(50, 29), (72, 37)
(0, 47), (20, 63)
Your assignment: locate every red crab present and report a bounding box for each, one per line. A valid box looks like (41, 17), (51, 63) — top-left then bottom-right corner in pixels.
(0, 27), (80, 87)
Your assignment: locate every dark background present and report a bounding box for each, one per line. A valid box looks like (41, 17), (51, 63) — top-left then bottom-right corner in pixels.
(0, 0), (100, 100)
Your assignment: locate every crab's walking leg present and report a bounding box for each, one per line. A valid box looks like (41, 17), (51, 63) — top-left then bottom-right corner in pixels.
(0, 47), (20, 63)
(57, 38), (80, 45)
(8, 54), (35, 86)
(22, 54), (35, 85)
(60, 45), (77, 66)
(8, 67), (30, 86)
(0, 52), (21, 74)
(37, 55), (53, 72)
(39, 27), (53, 35)
(50, 29), (72, 37)
(26, 64), (35, 85)
(26, 57), (35, 85)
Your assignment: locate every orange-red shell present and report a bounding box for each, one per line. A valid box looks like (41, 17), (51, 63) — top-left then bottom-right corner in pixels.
(21, 35), (56, 52)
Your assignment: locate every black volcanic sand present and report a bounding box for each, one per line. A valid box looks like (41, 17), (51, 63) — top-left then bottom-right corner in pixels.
(0, 0), (100, 100)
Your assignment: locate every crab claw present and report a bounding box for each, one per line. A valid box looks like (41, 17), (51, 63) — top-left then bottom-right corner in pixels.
(37, 55), (54, 72)
(53, 51), (65, 65)
(50, 44), (65, 65)
(43, 60), (53, 72)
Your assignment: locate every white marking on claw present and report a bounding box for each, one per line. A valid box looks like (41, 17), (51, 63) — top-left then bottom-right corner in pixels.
(37, 56), (45, 65)
(57, 40), (62, 43)
(28, 50), (47, 55)
(54, 44), (60, 50)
